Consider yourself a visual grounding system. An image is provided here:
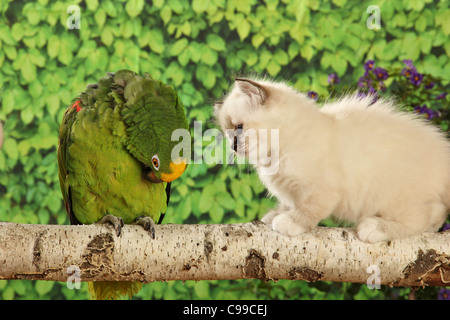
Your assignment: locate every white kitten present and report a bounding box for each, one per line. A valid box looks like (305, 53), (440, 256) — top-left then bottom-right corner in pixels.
(214, 78), (450, 243)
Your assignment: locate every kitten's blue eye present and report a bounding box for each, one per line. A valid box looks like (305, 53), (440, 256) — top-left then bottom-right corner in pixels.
(236, 124), (243, 130)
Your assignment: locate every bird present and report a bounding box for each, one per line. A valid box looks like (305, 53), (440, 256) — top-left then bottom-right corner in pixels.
(57, 69), (190, 299)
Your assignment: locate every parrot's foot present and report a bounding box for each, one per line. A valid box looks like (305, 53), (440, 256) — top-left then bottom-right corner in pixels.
(135, 216), (156, 239)
(97, 214), (124, 237)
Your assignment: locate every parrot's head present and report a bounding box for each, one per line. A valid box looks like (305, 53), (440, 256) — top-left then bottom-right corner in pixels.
(119, 72), (190, 183)
(143, 152), (188, 183)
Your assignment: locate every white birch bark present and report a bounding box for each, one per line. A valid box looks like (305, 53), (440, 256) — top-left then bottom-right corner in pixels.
(0, 221), (449, 287)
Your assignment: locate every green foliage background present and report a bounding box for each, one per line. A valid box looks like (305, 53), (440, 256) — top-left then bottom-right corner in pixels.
(0, 0), (449, 300)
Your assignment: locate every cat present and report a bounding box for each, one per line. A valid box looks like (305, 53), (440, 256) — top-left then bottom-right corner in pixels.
(214, 77), (450, 243)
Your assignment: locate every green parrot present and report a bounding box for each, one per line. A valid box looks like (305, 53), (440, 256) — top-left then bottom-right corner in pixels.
(57, 70), (190, 300)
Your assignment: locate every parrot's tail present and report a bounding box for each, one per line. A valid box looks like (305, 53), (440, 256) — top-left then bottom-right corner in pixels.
(88, 281), (143, 300)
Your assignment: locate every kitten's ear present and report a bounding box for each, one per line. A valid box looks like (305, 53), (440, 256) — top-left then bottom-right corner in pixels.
(235, 78), (268, 105)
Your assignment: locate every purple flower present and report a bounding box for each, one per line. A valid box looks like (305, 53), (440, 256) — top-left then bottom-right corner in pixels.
(373, 67), (388, 80)
(414, 105), (437, 120)
(307, 91), (318, 101)
(438, 288), (450, 300)
(442, 223), (450, 231)
(409, 71), (423, 86)
(426, 109), (437, 120)
(401, 59), (417, 78)
(403, 59), (415, 68)
(436, 92), (448, 100)
(356, 91), (367, 99)
(364, 60), (375, 71)
(327, 73), (340, 85)
(414, 105), (423, 114)
(401, 68), (415, 78)
(424, 82), (435, 90)
(358, 76), (372, 88)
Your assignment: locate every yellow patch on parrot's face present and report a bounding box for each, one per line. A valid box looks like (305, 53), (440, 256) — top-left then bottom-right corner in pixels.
(161, 158), (187, 182)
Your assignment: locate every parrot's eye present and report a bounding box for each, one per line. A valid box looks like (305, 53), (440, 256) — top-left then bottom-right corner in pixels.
(151, 155), (160, 171)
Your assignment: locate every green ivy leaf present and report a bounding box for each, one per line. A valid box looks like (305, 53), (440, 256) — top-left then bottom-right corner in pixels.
(273, 49), (289, 65)
(101, 26), (114, 46)
(46, 94), (60, 117)
(193, 0), (210, 14)
(169, 38), (188, 56)
(160, 5), (172, 24)
(4, 45), (17, 60)
(199, 187), (214, 213)
(2, 286), (14, 300)
(25, 4), (41, 25)
(236, 16), (251, 40)
(86, 0), (99, 11)
(201, 47), (218, 65)
(251, 33), (265, 49)
(216, 192), (235, 210)
(0, 25), (15, 45)
(300, 45), (314, 62)
(10, 280), (27, 296)
(95, 9), (106, 28)
(210, 201), (224, 223)
(178, 196), (192, 220)
(29, 48), (46, 67)
(47, 35), (60, 58)
(35, 281), (54, 296)
(21, 57), (37, 82)
(331, 0), (346, 7)
(320, 51), (333, 69)
(415, 14), (427, 32)
(266, 60), (281, 76)
(207, 34), (226, 51)
(193, 281), (210, 299)
(126, 0), (144, 17)
(11, 23), (24, 42)
(3, 138), (18, 160)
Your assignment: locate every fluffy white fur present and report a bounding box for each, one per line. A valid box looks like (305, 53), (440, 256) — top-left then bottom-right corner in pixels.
(214, 78), (450, 243)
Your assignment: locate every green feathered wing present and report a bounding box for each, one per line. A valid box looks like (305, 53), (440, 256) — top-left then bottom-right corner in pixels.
(57, 70), (189, 300)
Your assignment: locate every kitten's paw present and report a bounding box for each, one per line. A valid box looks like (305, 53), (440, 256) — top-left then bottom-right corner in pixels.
(261, 210), (282, 225)
(357, 218), (390, 243)
(271, 214), (307, 237)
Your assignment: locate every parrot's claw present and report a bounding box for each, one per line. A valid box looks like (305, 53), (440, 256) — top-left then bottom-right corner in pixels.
(97, 214), (124, 237)
(135, 216), (156, 239)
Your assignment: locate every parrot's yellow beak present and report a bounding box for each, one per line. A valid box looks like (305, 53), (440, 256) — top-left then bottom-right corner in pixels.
(161, 159), (187, 182)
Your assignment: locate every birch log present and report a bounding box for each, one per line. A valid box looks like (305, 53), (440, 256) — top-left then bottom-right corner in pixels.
(0, 221), (449, 287)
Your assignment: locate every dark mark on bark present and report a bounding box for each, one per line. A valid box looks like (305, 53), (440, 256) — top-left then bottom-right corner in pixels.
(204, 229), (215, 261)
(15, 268), (62, 280)
(288, 267), (323, 282)
(243, 249), (267, 280)
(252, 220), (265, 227)
(222, 225), (252, 238)
(182, 264), (191, 271)
(204, 241), (213, 256)
(79, 233), (115, 279)
(32, 231), (46, 271)
(395, 249), (450, 287)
